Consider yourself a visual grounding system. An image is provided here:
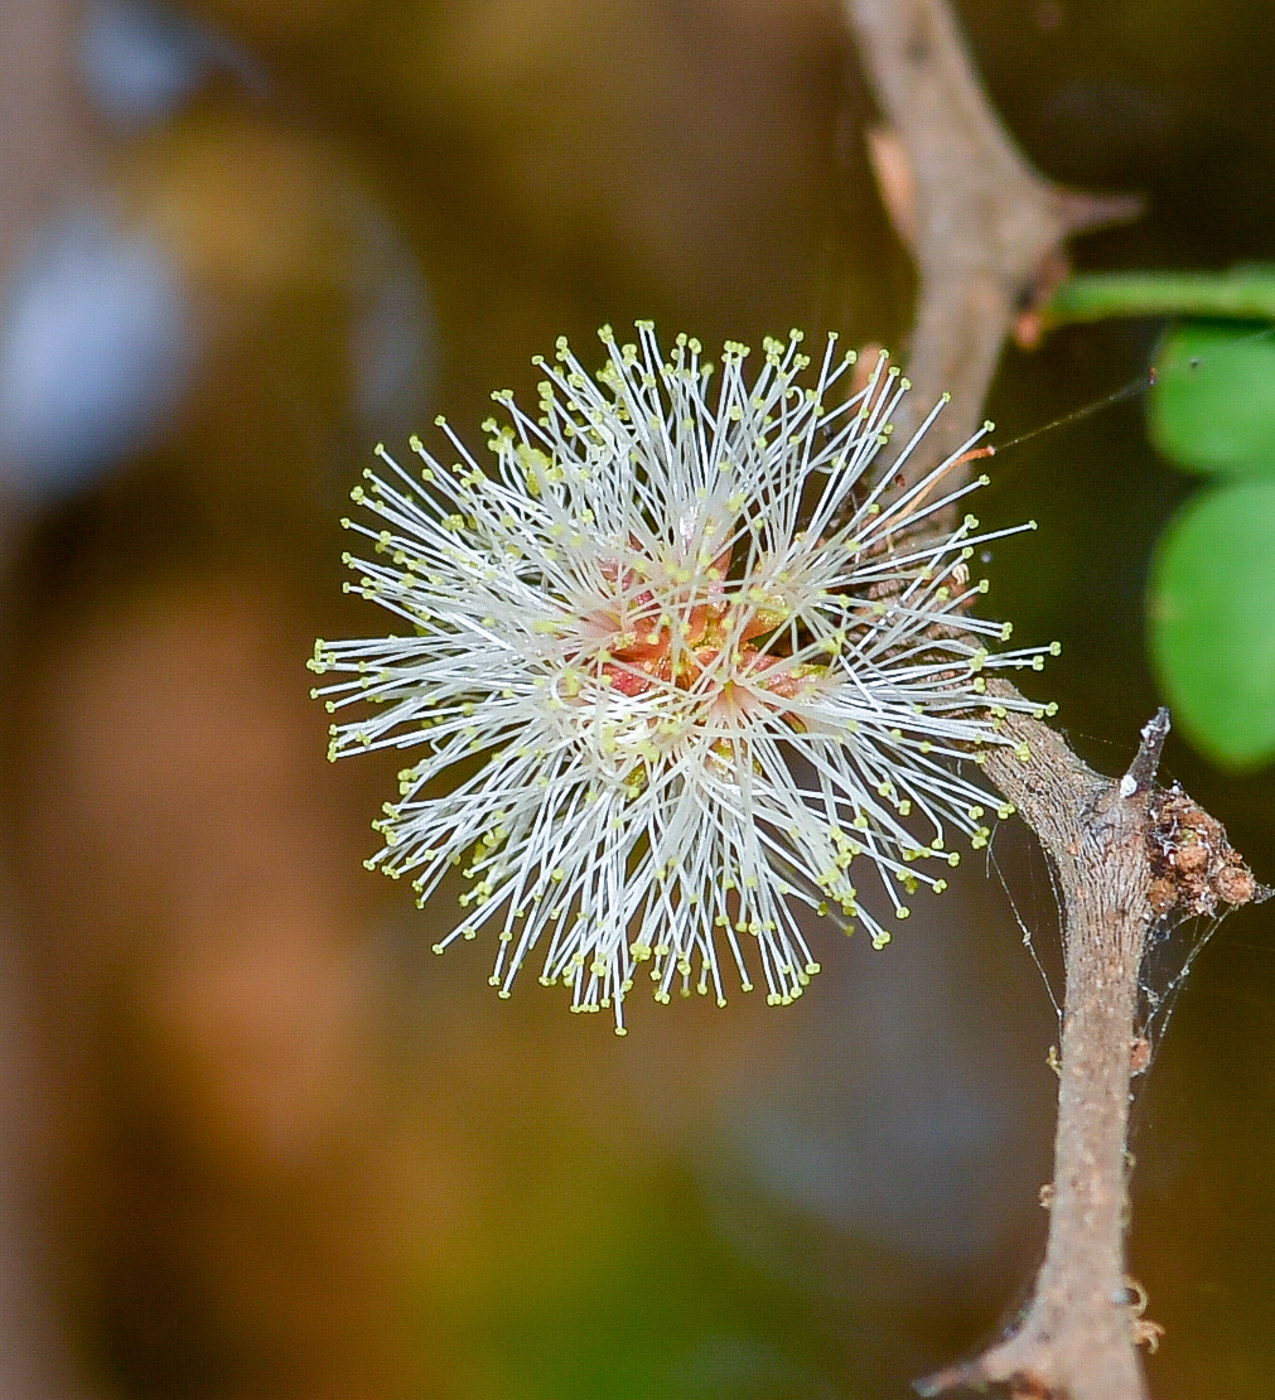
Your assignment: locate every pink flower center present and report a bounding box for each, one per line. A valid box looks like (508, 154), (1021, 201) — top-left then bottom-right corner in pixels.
(571, 546), (817, 712)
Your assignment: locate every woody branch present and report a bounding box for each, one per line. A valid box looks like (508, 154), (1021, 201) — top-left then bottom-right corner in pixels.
(839, 2), (1262, 1398)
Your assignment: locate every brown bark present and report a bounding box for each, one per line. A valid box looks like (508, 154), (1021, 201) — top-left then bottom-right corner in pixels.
(841, 2), (1263, 1396)
(918, 705), (1163, 1400)
(843, 0), (1138, 480)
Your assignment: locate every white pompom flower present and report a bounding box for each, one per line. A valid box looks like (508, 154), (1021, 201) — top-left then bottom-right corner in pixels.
(311, 324), (1057, 1033)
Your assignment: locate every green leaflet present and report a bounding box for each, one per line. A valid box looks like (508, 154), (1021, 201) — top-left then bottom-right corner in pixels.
(1048, 268), (1275, 768)
(1149, 478), (1275, 768)
(1148, 321), (1275, 475)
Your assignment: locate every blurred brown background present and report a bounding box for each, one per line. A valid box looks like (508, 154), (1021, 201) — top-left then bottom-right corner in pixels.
(0, 2), (1272, 1397)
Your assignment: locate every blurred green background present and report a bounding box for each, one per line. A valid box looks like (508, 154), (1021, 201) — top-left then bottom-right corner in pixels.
(0, 2), (1271, 1397)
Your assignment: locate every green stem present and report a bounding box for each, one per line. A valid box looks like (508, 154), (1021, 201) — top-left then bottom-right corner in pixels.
(1047, 269), (1275, 325)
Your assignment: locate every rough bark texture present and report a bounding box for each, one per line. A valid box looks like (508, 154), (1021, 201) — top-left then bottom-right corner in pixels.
(844, 0), (1138, 479)
(916, 703), (1162, 1400)
(841, 2), (1263, 1397)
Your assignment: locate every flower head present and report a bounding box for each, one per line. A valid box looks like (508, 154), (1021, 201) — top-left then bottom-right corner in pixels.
(311, 324), (1056, 1032)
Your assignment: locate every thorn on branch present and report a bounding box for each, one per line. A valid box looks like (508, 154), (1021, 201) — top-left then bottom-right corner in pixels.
(866, 124), (917, 254)
(913, 1355), (1050, 1399)
(1119, 706), (1171, 797)
(1052, 187), (1146, 241)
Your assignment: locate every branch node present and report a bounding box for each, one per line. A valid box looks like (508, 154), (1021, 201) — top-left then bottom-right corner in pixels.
(1148, 781), (1266, 917)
